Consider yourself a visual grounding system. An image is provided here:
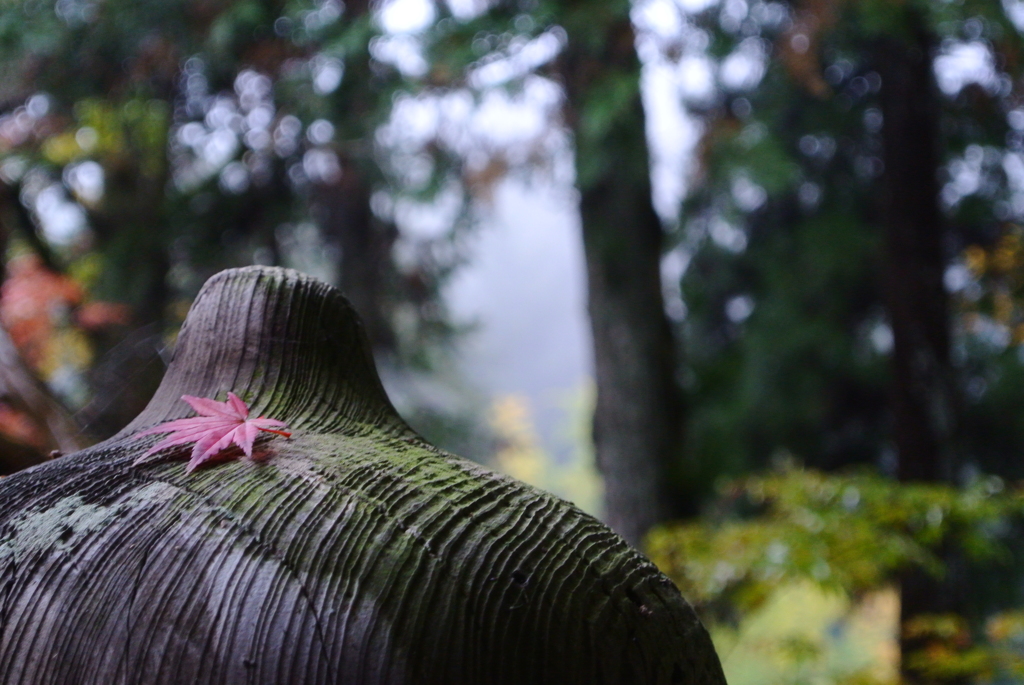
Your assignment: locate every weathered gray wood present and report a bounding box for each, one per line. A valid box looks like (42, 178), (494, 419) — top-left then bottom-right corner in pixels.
(0, 266), (725, 684)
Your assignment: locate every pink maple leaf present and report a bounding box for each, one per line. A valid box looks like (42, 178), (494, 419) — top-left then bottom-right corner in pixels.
(134, 392), (291, 472)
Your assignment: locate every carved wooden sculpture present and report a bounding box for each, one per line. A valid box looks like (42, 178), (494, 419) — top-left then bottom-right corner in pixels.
(0, 266), (725, 684)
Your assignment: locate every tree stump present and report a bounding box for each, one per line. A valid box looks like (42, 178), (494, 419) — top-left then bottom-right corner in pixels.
(0, 266), (725, 684)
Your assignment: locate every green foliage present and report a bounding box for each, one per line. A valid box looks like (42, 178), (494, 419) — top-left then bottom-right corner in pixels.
(704, 121), (798, 199)
(649, 464), (1024, 683)
(650, 464), (1022, 612)
(676, 0), (1024, 496)
(707, 581), (897, 685)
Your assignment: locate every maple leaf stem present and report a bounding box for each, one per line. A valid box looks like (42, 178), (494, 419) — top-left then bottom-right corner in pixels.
(258, 428), (292, 438)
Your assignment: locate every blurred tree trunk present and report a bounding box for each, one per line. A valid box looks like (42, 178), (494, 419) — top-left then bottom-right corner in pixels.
(880, 25), (956, 487)
(314, 0), (401, 354)
(314, 170), (399, 353)
(877, 13), (962, 684)
(560, 4), (685, 545)
(76, 134), (172, 440)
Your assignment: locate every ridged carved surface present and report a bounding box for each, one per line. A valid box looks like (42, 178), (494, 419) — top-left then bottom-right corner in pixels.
(0, 267), (725, 684)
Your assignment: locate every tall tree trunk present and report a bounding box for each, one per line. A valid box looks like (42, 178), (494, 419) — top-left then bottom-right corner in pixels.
(314, 171), (399, 352)
(560, 6), (685, 545)
(77, 145), (171, 440)
(877, 14), (962, 684)
(314, 0), (401, 355)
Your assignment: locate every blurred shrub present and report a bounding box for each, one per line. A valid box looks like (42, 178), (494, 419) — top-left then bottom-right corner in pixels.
(648, 463), (1024, 684)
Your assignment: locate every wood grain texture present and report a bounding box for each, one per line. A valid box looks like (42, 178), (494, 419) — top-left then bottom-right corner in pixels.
(0, 266), (725, 684)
